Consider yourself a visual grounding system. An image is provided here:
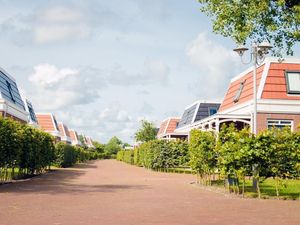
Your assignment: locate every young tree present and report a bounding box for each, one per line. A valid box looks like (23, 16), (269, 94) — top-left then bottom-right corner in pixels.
(198, 0), (300, 55)
(135, 120), (157, 142)
(189, 129), (216, 185)
(104, 136), (123, 157)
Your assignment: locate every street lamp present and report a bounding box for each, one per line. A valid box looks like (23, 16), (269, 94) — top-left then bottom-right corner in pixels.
(233, 41), (272, 135)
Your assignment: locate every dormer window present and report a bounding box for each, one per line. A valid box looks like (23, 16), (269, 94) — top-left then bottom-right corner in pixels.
(233, 80), (246, 103)
(286, 71), (300, 94)
(208, 107), (217, 116)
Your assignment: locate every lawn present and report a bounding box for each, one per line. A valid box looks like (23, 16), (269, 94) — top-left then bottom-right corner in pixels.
(211, 178), (300, 200)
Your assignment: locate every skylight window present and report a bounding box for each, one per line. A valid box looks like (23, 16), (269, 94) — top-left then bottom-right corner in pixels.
(6, 80), (15, 103)
(233, 80), (246, 103)
(286, 71), (300, 94)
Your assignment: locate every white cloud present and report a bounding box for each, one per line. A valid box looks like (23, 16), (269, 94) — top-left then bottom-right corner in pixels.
(186, 32), (241, 99)
(29, 64), (78, 87)
(33, 6), (91, 44)
(28, 64), (103, 110)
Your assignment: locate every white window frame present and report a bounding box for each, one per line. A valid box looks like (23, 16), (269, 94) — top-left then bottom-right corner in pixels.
(208, 107), (217, 116)
(233, 80), (246, 103)
(285, 71), (300, 94)
(267, 119), (293, 131)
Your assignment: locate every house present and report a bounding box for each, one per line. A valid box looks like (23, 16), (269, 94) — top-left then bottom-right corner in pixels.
(0, 68), (28, 122)
(157, 117), (187, 140)
(174, 101), (221, 133)
(190, 57), (300, 133)
(36, 113), (61, 141)
(69, 129), (82, 146)
(22, 98), (39, 127)
(58, 122), (72, 144)
(85, 136), (94, 148)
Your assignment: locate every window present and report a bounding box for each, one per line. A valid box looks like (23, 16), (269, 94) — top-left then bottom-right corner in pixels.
(28, 106), (37, 122)
(267, 120), (293, 130)
(233, 80), (246, 103)
(6, 81), (15, 102)
(286, 71), (300, 94)
(208, 107), (217, 116)
(53, 116), (59, 130)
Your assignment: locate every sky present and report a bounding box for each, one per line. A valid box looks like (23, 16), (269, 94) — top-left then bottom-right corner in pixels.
(1, 0), (299, 144)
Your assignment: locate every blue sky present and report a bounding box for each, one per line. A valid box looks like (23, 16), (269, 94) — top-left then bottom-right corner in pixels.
(1, 0), (299, 143)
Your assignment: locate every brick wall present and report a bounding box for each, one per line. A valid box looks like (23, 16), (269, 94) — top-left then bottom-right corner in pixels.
(257, 113), (300, 133)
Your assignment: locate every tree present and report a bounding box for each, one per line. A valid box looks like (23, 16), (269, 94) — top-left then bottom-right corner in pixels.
(198, 0), (300, 55)
(189, 129), (216, 185)
(104, 136), (123, 157)
(135, 120), (157, 142)
(93, 141), (106, 154)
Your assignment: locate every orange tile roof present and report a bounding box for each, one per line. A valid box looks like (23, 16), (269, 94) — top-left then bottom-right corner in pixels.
(58, 122), (71, 138)
(157, 117), (180, 136)
(36, 114), (57, 132)
(219, 65), (264, 112)
(219, 60), (300, 112)
(69, 130), (79, 142)
(262, 63), (300, 100)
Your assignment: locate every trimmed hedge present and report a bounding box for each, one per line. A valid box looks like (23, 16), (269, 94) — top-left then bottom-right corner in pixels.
(0, 118), (55, 181)
(54, 142), (101, 168)
(117, 140), (189, 170)
(0, 117), (101, 182)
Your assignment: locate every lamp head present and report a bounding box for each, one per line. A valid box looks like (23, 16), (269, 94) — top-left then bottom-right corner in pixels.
(258, 40), (273, 57)
(258, 40), (272, 51)
(233, 45), (249, 57)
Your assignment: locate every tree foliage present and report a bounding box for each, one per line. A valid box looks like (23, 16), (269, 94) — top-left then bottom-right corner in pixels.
(135, 120), (157, 142)
(104, 136), (123, 158)
(189, 129), (216, 184)
(199, 0), (300, 55)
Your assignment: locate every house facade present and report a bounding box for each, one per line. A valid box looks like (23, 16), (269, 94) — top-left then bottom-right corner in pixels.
(174, 101), (221, 133)
(157, 117), (187, 140)
(189, 58), (300, 133)
(85, 136), (94, 148)
(36, 113), (61, 141)
(58, 122), (72, 144)
(0, 68), (28, 122)
(23, 98), (39, 127)
(69, 129), (82, 146)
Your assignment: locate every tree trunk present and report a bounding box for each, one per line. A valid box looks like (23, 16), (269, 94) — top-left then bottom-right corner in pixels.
(256, 177), (261, 199)
(242, 176), (245, 198)
(275, 177), (280, 199)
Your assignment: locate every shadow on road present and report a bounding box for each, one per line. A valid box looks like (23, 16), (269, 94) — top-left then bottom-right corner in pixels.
(0, 161), (148, 195)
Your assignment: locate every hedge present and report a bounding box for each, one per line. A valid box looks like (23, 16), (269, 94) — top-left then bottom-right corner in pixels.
(0, 117), (55, 181)
(54, 142), (100, 168)
(0, 117), (101, 182)
(117, 140), (189, 170)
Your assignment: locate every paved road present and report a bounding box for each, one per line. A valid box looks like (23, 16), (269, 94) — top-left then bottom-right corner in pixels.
(0, 160), (299, 225)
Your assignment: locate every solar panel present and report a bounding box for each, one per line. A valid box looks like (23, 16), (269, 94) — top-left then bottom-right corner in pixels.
(177, 104), (197, 128)
(0, 71), (25, 110)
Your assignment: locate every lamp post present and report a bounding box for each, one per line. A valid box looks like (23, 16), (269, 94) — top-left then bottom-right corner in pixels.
(233, 41), (272, 135)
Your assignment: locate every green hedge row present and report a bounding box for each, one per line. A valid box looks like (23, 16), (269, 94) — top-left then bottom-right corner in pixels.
(54, 142), (100, 168)
(0, 117), (54, 181)
(189, 124), (300, 198)
(117, 140), (189, 170)
(0, 117), (101, 182)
